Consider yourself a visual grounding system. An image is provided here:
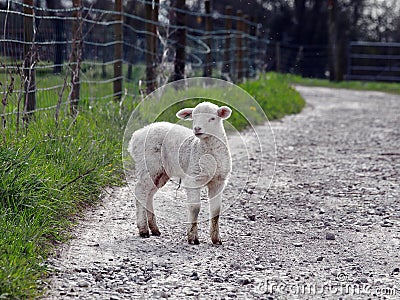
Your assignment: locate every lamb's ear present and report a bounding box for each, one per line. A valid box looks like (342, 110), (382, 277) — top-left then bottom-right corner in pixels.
(176, 108), (194, 120)
(217, 106), (232, 119)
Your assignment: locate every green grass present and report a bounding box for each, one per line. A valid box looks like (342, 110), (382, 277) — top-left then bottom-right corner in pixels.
(0, 63), (145, 115)
(284, 73), (400, 95)
(240, 73), (306, 120)
(0, 72), (305, 298)
(0, 105), (129, 298)
(127, 73), (305, 132)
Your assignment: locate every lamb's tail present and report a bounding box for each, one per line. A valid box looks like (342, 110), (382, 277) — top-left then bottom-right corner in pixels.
(128, 129), (144, 160)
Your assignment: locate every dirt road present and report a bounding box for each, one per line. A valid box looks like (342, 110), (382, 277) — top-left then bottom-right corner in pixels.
(44, 86), (400, 299)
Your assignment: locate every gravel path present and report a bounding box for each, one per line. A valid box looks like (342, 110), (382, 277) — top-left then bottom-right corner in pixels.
(44, 86), (400, 299)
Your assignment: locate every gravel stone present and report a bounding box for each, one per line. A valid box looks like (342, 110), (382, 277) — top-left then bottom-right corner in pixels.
(326, 232), (336, 241)
(77, 281), (89, 288)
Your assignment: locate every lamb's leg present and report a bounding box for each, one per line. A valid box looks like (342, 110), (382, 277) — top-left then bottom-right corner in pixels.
(135, 180), (150, 238)
(147, 173), (169, 236)
(207, 180), (225, 245)
(146, 189), (160, 236)
(185, 188), (201, 245)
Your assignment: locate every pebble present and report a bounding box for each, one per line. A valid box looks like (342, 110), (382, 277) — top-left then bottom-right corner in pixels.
(358, 277), (368, 284)
(326, 232), (336, 240)
(190, 271), (199, 280)
(153, 291), (169, 298)
(248, 214), (256, 221)
(238, 278), (252, 285)
(381, 220), (394, 227)
(254, 264), (266, 271)
(344, 258), (354, 263)
(77, 280), (89, 288)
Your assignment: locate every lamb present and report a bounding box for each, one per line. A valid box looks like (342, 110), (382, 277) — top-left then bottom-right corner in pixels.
(128, 102), (232, 244)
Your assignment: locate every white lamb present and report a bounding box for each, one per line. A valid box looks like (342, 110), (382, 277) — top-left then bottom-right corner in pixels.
(128, 102), (232, 244)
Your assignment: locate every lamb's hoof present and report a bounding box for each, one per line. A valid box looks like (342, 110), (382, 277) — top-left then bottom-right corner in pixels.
(139, 231), (150, 238)
(188, 236), (200, 245)
(212, 238), (222, 245)
(151, 229), (161, 236)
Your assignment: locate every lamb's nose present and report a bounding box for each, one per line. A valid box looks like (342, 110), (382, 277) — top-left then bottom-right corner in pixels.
(194, 127), (202, 133)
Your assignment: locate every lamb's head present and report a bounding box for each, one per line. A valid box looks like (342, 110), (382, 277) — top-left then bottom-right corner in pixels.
(176, 102), (232, 140)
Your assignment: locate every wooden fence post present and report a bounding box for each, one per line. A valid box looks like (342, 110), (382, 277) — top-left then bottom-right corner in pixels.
(174, 0), (186, 81)
(145, 0), (158, 94)
(328, 0), (339, 81)
(114, 0), (123, 100)
(243, 14), (249, 78)
(222, 5), (232, 79)
(236, 10), (243, 82)
(70, 0), (82, 115)
(46, 1), (65, 74)
(23, 0), (36, 122)
(203, 0), (212, 77)
(249, 16), (257, 78)
(275, 42), (281, 73)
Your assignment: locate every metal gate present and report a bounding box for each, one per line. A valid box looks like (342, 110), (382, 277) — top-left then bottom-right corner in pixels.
(347, 41), (400, 82)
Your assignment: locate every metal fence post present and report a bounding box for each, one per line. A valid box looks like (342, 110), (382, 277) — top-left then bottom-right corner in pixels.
(114, 0), (123, 101)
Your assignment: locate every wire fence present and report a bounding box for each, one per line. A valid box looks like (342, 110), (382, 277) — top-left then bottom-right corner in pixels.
(0, 0), (330, 130)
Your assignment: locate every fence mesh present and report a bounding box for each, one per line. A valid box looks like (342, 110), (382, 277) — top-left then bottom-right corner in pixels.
(0, 0), (329, 127)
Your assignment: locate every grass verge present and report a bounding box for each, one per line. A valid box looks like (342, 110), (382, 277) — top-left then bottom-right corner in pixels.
(284, 73), (400, 95)
(0, 72), (305, 298)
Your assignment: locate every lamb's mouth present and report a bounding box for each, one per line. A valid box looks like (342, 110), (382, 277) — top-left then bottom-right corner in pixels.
(195, 133), (209, 139)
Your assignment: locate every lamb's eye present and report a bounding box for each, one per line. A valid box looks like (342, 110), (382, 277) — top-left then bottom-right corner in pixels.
(209, 117), (215, 121)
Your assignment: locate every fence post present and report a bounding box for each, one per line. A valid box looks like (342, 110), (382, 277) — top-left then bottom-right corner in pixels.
(145, 0), (158, 94)
(222, 5), (232, 79)
(70, 0), (82, 115)
(275, 42), (281, 73)
(46, 1), (65, 74)
(23, 0), (36, 122)
(235, 10), (243, 82)
(328, 0), (339, 81)
(174, 0), (186, 81)
(346, 42), (352, 80)
(249, 16), (257, 78)
(243, 14), (249, 79)
(203, 0), (212, 77)
(114, 0), (123, 100)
